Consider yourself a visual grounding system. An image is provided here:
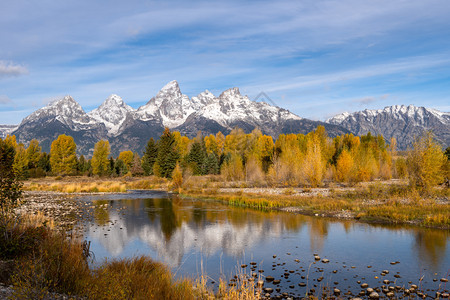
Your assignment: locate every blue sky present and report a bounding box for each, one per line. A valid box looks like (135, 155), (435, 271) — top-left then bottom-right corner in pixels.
(1, 0), (450, 124)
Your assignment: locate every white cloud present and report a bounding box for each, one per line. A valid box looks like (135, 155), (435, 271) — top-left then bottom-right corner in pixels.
(0, 61), (28, 77)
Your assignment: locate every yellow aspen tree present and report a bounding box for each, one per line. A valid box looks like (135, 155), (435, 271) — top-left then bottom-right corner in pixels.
(26, 139), (41, 169)
(303, 136), (325, 187)
(4, 134), (17, 149)
(204, 134), (218, 155)
(92, 140), (110, 176)
(215, 131), (225, 156)
(407, 131), (446, 190)
(118, 150), (134, 170)
(13, 144), (28, 178)
(335, 148), (354, 183)
(50, 134), (77, 175)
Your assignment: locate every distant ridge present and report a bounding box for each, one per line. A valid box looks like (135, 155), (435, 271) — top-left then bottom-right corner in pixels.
(327, 105), (450, 150)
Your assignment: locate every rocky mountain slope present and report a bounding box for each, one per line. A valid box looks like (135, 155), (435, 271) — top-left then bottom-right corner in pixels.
(10, 80), (348, 156)
(327, 105), (450, 150)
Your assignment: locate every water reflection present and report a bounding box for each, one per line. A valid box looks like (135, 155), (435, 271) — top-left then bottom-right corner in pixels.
(82, 192), (450, 286)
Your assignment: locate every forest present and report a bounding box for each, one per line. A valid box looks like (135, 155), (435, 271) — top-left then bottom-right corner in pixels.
(1, 126), (449, 189)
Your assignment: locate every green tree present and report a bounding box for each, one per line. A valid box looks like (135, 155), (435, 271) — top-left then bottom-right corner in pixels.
(142, 138), (158, 176)
(78, 155), (89, 175)
(407, 131), (446, 190)
(0, 139), (22, 215)
(154, 128), (180, 178)
(114, 159), (128, 176)
(186, 140), (207, 175)
(91, 140), (111, 176)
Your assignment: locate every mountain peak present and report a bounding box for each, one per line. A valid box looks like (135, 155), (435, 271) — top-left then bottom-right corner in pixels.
(88, 94), (134, 136)
(219, 87), (241, 99)
(160, 80), (180, 93)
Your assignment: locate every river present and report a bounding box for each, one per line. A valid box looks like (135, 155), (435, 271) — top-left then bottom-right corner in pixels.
(76, 190), (450, 298)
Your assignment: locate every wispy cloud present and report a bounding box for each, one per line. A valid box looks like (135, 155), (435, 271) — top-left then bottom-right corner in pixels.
(0, 61), (28, 77)
(0, 95), (12, 104)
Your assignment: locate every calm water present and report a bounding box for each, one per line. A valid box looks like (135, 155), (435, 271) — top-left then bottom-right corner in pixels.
(77, 191), (450, 297)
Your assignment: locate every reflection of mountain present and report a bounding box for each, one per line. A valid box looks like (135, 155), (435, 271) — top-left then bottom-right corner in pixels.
(87, 199), (307, 266)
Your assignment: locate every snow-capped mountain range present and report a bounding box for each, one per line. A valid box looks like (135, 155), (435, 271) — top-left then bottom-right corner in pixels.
(327, 105), (450, 150)
(4, 81), (448, 155)
(8, 80), (347, 156)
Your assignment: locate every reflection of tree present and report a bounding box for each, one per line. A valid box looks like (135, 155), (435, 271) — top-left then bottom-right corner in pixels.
(309, 217), (329, 253)
(159, 199), (179, 241)
(192, 205), (206, 226)
(143, 199), (157, 222)
(414, 229), (448, 268)
(93, 200), (110, 225)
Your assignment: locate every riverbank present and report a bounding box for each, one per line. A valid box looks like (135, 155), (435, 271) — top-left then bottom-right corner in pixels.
(21, 176), (450, 229)
(180, 180), (450, 229)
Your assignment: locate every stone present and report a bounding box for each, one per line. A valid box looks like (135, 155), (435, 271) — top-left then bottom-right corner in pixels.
(369, 292), (380, 299)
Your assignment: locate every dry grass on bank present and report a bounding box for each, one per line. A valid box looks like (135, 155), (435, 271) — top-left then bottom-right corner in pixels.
(23, 176), (169, 193)
(182, 181), (450, 228)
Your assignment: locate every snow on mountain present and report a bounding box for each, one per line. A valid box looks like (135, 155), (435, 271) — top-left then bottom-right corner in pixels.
(20, 95), (97, 131)
(0, 125), (17, 138)
(327, 105), (450, 149)
(88, 94), (134, 136)
(11, 80), (348, 155)
(193, 87), (301, 128)
(136, 80), (195, 128)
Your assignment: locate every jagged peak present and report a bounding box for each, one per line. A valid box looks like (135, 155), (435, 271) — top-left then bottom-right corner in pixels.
(47, 95), (78, 107)
(219, 87), (241, 99)
(159, 80), (181, 94)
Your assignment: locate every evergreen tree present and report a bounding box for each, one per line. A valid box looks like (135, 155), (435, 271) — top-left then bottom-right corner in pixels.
(92, 140), (111, 176)
(155, 128), (180, 178)
(50, 134), (77, 175)
(186, 140), (207, 175)
(142, 138), (158, 175)
(114, 159), (128, 176)
(78, 155), (88, 174)
(38, 152), (51, 173)
(205, 153), (220, 175)
(108, 157), (115, 176)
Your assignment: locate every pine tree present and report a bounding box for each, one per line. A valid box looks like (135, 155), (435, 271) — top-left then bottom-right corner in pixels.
(186, 140), (207, 175)
(142, 138), (158, 176)
(78, 155), (88, 174)
(50, 134), (77, 175)
(155, 128), (180, 178)
(92, 140), (111, 176)
(115, 159), (128, 176)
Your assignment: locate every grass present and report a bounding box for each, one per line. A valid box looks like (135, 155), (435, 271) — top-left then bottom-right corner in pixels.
(0, 213), (263, 299)
(24, 176), (169, 193)
(181, 182), (450, 229)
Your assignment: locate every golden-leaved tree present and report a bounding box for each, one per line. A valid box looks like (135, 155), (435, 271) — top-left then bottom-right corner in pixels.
(50, 134), (77, 175)
(92, 140), (110, 176)
(407, 131), (446, 190)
